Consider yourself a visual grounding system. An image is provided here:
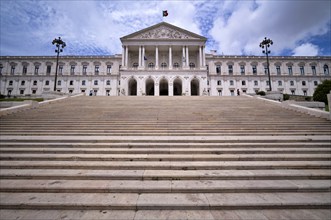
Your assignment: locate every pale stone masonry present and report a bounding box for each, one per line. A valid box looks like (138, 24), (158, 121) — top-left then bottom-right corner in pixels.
(0, 22), (330, 97)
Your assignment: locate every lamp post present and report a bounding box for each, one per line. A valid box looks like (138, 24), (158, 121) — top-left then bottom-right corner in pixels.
(52, 37), (66, 91)
(259, 37), (273, 91)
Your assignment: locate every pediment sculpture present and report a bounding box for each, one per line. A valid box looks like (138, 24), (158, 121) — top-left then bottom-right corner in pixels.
(134, 26), (197, 39)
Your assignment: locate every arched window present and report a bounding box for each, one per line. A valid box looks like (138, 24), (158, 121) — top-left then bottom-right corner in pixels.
(189, 62), (195, 69)
(106, 80), (110, 86)
(161, 62), (167, 69)
(324, 64), (329, 75)
(148, 62), (154, 69)
(173, 62), (179, 69)
(132, 63), (138, 69)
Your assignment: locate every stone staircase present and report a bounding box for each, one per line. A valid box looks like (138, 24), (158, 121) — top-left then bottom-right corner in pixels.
(0, 96), (330, 220)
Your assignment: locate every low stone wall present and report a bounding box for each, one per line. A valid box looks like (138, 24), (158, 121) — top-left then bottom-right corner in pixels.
(283, 101), (325, 110)
(0, 93), (84, 117)
(244, 94), (330, 121)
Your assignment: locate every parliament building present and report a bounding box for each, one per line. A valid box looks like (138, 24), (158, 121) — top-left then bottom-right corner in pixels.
(1, 22), (330, 97)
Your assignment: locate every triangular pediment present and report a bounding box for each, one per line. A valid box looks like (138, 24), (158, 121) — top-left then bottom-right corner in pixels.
(121, 22), (206, 41)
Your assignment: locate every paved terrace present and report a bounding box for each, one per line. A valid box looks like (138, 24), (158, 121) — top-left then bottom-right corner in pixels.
(0, 96), (330, 220)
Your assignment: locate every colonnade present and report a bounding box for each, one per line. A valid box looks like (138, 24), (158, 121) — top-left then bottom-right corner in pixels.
(121, 45), (206, 69)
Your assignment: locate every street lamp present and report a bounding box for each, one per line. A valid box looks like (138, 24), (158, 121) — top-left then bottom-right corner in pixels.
(259, 37), (273, 91)
(52, 37), (66, 91)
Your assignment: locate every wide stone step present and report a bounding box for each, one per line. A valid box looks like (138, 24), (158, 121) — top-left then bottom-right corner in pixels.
(1, 142), (329, 148)
(1, 160), (330, 170)
(1, 179), (330, 193)
(1, 192), (330, 210)
(1, 147), (330, 154)
(1, 153), (330, 161)
(1, 209), (331, 220)
(1, 135), (329, 143)
(1, 169), (330, 180)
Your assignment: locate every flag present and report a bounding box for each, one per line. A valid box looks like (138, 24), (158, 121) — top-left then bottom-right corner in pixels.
(163, 10), (168, 17)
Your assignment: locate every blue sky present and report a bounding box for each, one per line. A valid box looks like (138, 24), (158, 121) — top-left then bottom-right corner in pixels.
(0, 0), (330, 57)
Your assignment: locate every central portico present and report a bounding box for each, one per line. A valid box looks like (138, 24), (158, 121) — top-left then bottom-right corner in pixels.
(119, 22), (208, 96)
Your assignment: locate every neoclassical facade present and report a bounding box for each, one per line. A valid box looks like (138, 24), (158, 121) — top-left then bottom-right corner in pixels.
(1, 22), (330, 97)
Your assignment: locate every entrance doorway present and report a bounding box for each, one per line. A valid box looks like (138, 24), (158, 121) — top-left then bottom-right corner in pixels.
(128, 78), (137, 96)
(159, 79), (168, 96)
(173, 78), (182, 96)
(146, 78), (155, 96)
(191, 79), (199, 96)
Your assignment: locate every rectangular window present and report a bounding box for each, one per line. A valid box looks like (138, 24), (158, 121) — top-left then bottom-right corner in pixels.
(314, 81), (318, 86)
(95, 65), (99, 74)
(82, 80), (86, 86)
(69, 80), (74, 86)
(34, 66), (39, 75)
(0, 65), (3, 74)
(59, 66), (63, 74)
(291, 90), (295, 95)
(70, 65), (75, 75)
(20, 90), (24, 95)
(33, 80), (37, 86)
(9, 81), (13, 86)
(242, 80), (246, 86)
(57, 80), (61, 86)
(276, 66), (281, 75)
(45, 80), (49, 86)
(302, 81), (306, 86)
(23, 66), (27, 74)
(278, 81), (282, 86)
(106, 80), (111, 86)
(254, 80), (258, 86)
(32, 90), (36, 94)
(21, 81), (25, 86)
(264, 67), (268, 75)
(94, 80), (98, 86)
(240, 65), (245, 75)
(216, 65), (221, 74)
(107, 65), (112, 74)
(217, 80), (222, 86)
(300, 66), (304, 75)
(83, 65), (87, 75)
(252, 66), (257, 74)
(46, 65), (51, 74)
(266, 81), (270, 86)
(228, 65), (233, 74)
(312, 66), (316, 75)
(290, 81), (294, 86)
(11, 66), (15, 75)
(303, 90), (307, 96)
(230, 80), (234, 86)
(288, 66), (293, 75)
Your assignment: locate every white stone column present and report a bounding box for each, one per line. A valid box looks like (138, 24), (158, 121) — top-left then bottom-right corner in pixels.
(169, 46), (172, 69)
(202, 46), (206, 67)
(199, 46), (202, 68)
(155, 46), (159, 70)
(138, 46), (142, 67)
(186, 46), (189, 68)
(125, 46), (128, 67)
(142, 46), (145, 68)
(122, 46), (125, 67)
(182, 46), (185, 68)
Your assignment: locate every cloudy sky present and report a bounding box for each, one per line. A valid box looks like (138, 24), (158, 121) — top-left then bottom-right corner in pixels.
(0, 0), (330, 57)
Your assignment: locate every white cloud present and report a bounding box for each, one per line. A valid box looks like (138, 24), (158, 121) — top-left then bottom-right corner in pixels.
(292, 43), (319, 56)
(0, 0), (330, 56)
(210, 0), (331, 56)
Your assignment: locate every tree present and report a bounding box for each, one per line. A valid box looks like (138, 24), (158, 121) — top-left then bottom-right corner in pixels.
(313, 80), (331, 104)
